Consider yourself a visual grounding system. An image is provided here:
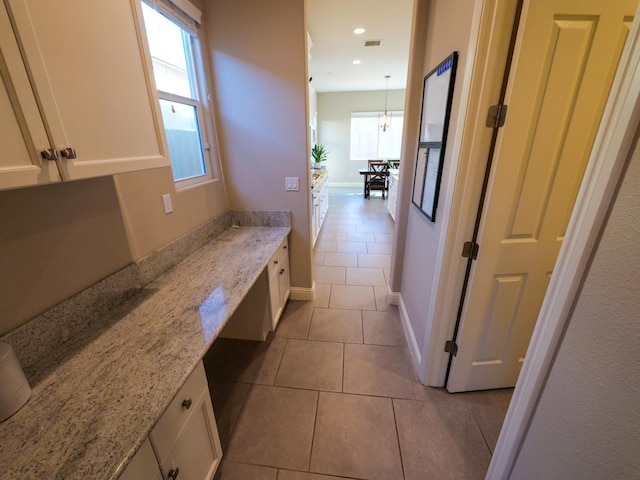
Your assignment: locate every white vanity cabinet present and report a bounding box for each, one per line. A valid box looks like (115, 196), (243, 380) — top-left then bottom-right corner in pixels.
(149, 362), (222, 480)
(267, 237), (290, 329)
(119, 439), (163, 480)
(0, 0), (168, 191)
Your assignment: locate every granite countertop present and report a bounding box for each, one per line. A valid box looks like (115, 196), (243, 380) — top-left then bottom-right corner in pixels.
(0, 226), (290, 479)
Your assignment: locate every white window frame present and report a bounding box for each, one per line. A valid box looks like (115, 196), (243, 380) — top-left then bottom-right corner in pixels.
(350, 110), (404, 161)
(140, 0), (215, 189)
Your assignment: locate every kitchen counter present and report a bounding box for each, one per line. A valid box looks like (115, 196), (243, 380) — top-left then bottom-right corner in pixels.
(0, 225), (290, 479)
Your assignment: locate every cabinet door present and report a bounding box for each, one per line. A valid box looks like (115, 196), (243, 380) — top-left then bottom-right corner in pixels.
(158, 389), (222, 480)
(6, 0), (168, 181)
(0, 3), (60, 190)
(268, 265), (281, 329)
(278, 242), (290, 308)
(119, 438), (163, 480)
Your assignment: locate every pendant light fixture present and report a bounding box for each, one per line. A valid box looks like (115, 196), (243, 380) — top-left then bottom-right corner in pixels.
(380, 75), (391, 132)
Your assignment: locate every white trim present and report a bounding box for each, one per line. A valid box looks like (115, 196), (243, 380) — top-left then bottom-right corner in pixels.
(398, 295), (423, 381)
(387, 285), (400, 305)
(488, 6), (640, 478)
(290, 285), (315, 301)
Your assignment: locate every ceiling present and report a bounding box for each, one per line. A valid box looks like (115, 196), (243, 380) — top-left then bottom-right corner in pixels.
(306, 0), (413, 93)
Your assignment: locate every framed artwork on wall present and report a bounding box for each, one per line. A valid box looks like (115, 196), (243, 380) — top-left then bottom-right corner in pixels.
(411, 52), (458, 222)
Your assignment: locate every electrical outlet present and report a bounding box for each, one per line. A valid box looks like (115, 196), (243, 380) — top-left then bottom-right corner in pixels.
(285, 177), (299, 191)
(162, 193), (173, 214)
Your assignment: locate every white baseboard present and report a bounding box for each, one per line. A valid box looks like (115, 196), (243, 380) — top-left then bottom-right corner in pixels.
(398, 295), (422, 378)
(387, 286), (400, 305)
(290, 284), (315, 301)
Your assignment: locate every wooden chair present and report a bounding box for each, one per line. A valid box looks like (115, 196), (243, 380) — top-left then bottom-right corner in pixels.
(389, 160), (400, 169)
(365, 161), (389, 198)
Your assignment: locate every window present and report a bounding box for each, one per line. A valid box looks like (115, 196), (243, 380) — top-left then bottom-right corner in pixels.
(141, 1), (211, 186)
(350, 111), (404, 160)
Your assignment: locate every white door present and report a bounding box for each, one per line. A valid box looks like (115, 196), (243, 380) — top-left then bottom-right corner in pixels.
(447, 0), (636, 392)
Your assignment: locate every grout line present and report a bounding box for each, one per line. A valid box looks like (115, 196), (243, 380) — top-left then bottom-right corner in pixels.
(307, 388), (321, 471)
(391, 399), (408, 480)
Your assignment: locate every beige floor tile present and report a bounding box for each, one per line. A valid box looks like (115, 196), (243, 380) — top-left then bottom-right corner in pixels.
(308, 308), (363, 343)
(345, 267), (387, 286)
(274, 301), (313, 339)
(215, 461), (277, 480)
(323, 224), (356, 233)
(314, 266), (346, 285)
(355, 224), (382, 233)
(277, 470), (357, 480)
(314, 241), (337, 253)
(313, 284), (331, 308)
(366, 242), (392, 254)
(275, 339), (343, 392)
(374, 286), (392, 310)
(329, 285), (376, 311)
(226, 385), (318, 470)
(343, 344), (416, 399)
(383, 268), (391, 284)
(318, 232), (348, 243)
(323, 218), (361, 225)
(414, 385), (496, 407)
(471, 404), (507, 453)
(310, 392), (403, 480)
(358, 253), (391, 268)
(209, 382), (250, 451)
(347, 232), (376, 243)
(204, 337), (287, 385)
(323, 252), (359, 267)
(394, 399), (491, 480)
(313, 252), (325, 266)
(374, 233), (394, 243)
(336, 242), (368, 253)
(363, 310), (406, 346)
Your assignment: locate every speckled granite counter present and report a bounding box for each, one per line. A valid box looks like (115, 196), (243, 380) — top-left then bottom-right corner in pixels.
(0, 225), (290, 479)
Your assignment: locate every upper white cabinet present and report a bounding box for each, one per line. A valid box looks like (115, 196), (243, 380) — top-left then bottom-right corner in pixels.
(0, 0), (168, 191)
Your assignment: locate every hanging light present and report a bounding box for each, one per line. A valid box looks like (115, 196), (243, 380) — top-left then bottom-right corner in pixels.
(380, 75), (391, 132)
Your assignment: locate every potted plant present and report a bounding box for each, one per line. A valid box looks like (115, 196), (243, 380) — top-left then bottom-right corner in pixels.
(311, 144), (328, 168)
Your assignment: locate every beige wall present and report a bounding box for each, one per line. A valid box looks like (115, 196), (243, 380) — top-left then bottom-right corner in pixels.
(204, 0), (313, 290)
(510, 129), (640, 480)
(317, 90), (406, 186)
(395, 0), (475, 354)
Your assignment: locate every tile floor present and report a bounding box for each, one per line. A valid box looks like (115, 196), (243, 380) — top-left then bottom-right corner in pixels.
(205, 187), (512, 480)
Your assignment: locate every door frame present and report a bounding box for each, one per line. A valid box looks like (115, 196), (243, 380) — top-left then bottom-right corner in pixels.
(419, 0), (640, 476)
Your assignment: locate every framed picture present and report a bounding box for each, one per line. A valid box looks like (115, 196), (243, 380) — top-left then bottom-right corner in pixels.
(412, 52), (458, 221)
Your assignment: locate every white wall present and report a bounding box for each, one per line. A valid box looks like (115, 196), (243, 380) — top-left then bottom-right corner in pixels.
(510, 135), (640, 479)
(317, 89), (405, 186)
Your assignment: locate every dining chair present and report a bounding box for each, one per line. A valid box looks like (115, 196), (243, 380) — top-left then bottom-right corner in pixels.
(365, 161), (389, 198)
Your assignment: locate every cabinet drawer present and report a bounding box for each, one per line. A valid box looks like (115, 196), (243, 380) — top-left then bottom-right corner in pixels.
(267, 238), (288, 277)
(150, 362), (209, 462)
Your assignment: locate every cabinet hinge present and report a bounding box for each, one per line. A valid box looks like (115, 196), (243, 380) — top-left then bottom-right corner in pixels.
(486, 104), (508, 129)
(462, 241), (479, 260)
(444, 340), (458, 356)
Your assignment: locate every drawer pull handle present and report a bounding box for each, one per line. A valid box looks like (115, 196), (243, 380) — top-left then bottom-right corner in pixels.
(168, 467), (180, 479)
(181, 398), (192, 410)
(283, 245), (287, 250)
(60, 147), (77, 159)
(280, 268), (285, 275)
(273, 260), (278, 265)
(40, 148), (58, 161)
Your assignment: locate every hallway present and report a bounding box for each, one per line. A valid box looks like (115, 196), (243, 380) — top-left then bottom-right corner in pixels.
(206, 187), (512, 480)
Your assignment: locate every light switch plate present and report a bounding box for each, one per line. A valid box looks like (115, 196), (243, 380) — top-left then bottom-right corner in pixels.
(162, 193), (173, 214)
(285, 177), (299, 191)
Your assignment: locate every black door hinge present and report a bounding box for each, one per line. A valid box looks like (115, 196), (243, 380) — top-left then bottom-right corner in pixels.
(486, 104), (508, 129)
(462, 241), (479, 260)
(444, 340), (458, 356)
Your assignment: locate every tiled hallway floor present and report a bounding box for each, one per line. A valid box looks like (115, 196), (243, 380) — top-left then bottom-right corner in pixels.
(206, 187), (512, 480)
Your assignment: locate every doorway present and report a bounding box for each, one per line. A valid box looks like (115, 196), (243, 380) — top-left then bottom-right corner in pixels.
(445, 0), (638, 392)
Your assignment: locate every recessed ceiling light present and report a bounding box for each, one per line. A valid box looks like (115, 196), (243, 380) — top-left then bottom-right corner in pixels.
(352, 59), (362, 65)
(353, 28), (366, 34)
